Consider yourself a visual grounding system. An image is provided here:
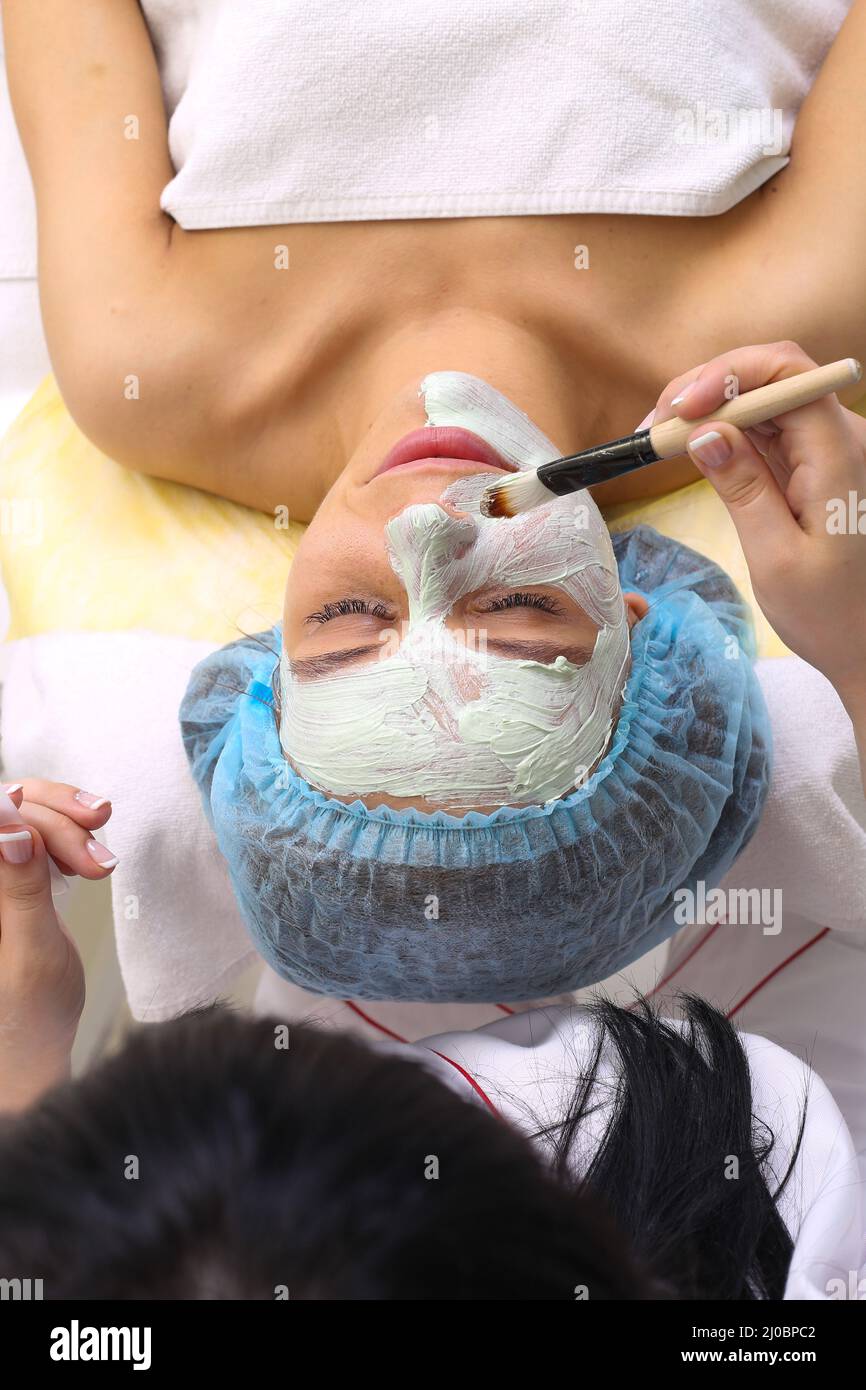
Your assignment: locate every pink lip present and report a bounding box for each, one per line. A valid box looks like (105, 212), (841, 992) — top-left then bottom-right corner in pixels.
(374, 427), (517, 477)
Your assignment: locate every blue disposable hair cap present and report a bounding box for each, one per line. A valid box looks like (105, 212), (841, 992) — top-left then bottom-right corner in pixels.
(180, 527), (771, 1001)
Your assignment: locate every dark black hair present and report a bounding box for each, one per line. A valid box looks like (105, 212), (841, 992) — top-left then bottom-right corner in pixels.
(0, 997), (801, 1300)
(0, 1006), (646, 1300)
(539, 995), (802, 1300)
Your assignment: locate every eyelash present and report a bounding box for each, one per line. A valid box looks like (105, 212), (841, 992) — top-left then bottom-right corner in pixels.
(482, 592), (564, 615)
(308, 592), (564, 623)
(307, 598), (395, 624)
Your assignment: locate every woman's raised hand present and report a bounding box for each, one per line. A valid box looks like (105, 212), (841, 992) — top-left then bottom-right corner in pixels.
(650, 340), (866, 710)
(0, 780), (117, 1111)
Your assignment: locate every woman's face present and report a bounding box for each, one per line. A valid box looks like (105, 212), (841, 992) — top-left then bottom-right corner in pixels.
(282, 373), (648, 812)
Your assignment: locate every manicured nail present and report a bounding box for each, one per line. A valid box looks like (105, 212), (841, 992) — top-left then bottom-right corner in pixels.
(2, 783), (23, 796)
(688, 430), (731, 468)
(86, 839), (119, 869)
(74, 790), (110, 810)
(634, 410), (655, 432)
(0, 829), (33, 864)
(671, 382), (697, 408)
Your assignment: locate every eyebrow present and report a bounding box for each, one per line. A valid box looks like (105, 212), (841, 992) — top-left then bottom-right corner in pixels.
(289, 638), (593, 680)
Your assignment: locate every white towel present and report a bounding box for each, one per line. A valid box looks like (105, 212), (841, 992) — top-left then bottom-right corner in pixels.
(0, 629), (578, 1036)
(0, 631), (256, 1021)
(2, 633), (865, 1080)
(141, 0), (852, 227)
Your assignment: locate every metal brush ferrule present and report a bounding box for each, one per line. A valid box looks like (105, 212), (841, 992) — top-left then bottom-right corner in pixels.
(539, 429), (659, 493)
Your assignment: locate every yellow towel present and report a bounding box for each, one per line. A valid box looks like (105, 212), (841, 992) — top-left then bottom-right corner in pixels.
(0, 376), (302, 644)
(3, 375), (864, 657)
(604, 482), (790, 656)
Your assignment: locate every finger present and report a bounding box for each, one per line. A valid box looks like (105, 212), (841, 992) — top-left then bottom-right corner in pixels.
(656, 341), (821, 423)
(0, 825), (63, 959)
(686, 421), (802, 561)
(18, 802), (119, 879)
(12, 779), (112, 831)
(742, 429), (795, 498)
(745, 422), (780, 450)
(660, 341), (862, 497)
(647, 361), (710, 426)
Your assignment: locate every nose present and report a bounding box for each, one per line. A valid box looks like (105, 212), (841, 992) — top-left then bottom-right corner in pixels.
(387, 502), (478, 565)
(385, 502), (478, 619)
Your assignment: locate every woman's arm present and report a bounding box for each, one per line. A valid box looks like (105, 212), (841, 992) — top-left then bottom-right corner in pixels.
(718, 0), (866, 385)
(2, 1), (213, 470)
(778, 0), (866, 231)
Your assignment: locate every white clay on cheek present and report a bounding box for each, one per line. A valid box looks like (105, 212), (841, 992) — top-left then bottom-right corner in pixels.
(279, 372), (630, 810)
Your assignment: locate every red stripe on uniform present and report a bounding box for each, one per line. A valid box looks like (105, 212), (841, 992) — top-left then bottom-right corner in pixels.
(343, 1000), (408, 1043)
(430, 1050), (500, 1116)
(725, 928), (830, 1020)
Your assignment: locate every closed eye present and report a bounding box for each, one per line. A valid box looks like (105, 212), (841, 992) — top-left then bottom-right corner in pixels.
(305, 597), (397, 625)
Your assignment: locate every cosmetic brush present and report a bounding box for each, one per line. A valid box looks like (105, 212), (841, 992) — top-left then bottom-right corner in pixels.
(482, 357), (862, 518)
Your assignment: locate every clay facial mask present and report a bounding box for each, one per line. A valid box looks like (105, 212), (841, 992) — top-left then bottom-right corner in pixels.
(279, 373), (630, 810)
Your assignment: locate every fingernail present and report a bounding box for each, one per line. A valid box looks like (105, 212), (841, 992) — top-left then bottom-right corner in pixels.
(634, 410), (655, 432)
(688, 430), (731, 468)
(2, 783), (23, 796)
(86, 839), (119, 869)
(0, 829), (33, 864)
(74, 790), (110, 810)
(671, 382), (697, 408)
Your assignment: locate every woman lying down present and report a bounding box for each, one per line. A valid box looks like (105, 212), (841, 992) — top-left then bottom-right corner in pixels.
(8, 0), (866, 1006)
(0, 350), (863, 1298)
(177, 342), (866, 1012)
(6, 0), (866, 1001)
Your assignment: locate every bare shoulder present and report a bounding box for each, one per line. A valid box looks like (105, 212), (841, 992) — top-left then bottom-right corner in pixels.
(693, 0), (866, 392)
(53, 227), (230, 496)
(57, 225), (328, 518)
(700, 177), (866, 400)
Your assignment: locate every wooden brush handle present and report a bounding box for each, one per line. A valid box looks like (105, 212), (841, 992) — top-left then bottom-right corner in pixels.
(648, 358), (862, 459)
